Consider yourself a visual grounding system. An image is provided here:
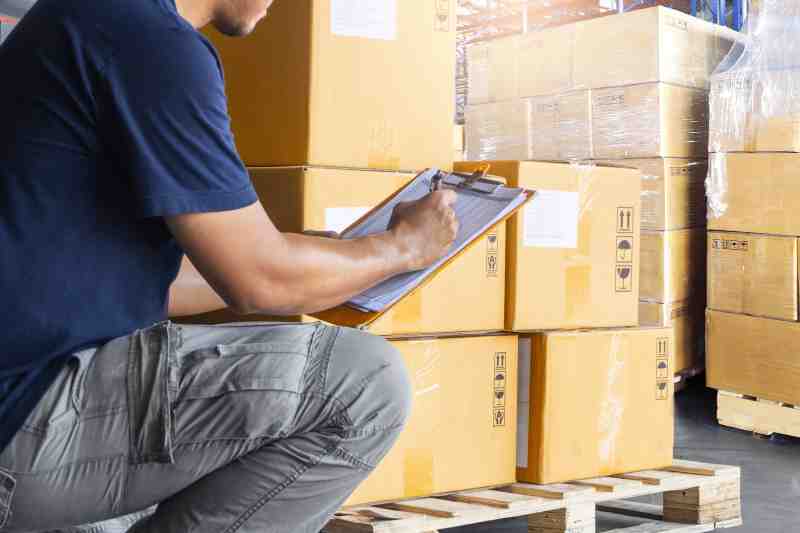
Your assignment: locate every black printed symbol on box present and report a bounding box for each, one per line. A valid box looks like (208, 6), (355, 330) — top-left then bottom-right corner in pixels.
(617, 207), (634, 234)
(494, 370), (506, 390)
(616, 237), (634, 263)
(487, 254), (498, 277)
(495, 352), (507, 370)
(657, 337), (669, 356)
(656, 380), (670, 401)
(656, 358), (670, 379)
(615, 265), (633, 292)
(487, 233), (499, 253)
(494, 389), (506, 408)
(493, 408), (506, 427)
(435, 0), (451, 32)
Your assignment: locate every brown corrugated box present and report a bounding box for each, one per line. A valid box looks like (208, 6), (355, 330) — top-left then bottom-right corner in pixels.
(517, 327), (675, 484)
(709, 73), (800, 153)
(529, 90), (593, 161)
(517, 24), (577, 98)
(591, 83), (709, 159)
(707, 231), (799, 321)
(185, 167), (507, 336)
(617, 158), (707, 231)
(347, 334), (518, 506)
(640, 300), (704, 373)
(204, 0), (455, 170)
(456, 160), (641, 331)
(708, 153), (800, 236)
(573, 6), (738, 90)
(464, 100), (530, 161)
(707, 310), (800, 405)
(640, 228), (706, 303)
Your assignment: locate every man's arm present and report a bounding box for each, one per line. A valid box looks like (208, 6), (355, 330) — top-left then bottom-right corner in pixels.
(166, 191), (458, 317)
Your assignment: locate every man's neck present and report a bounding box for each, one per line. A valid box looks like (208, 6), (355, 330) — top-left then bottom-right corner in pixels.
(174, 0), (214, 29)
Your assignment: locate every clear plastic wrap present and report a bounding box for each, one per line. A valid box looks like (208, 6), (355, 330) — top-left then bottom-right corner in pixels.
(463, 5), (732, 162)
(707, 0), (800, 219)
(455, 0), (696, 123)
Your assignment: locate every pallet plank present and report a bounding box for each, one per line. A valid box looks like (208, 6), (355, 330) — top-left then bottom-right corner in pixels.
(508, 482), (596, 500)
(664, 460), (740, 478)
(444, 489), (536, 509)
(615, 470), (686, 487)
(603, 521), (715, 533)
(572, 477), (644, 493)
(718, 389), (800, 439)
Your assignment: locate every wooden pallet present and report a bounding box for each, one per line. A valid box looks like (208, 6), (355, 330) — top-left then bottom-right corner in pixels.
(324, 459), (742, 533)
(718, 390), (800, 439)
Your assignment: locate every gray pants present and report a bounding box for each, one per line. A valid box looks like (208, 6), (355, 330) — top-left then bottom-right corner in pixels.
(0, 321), (412, 532)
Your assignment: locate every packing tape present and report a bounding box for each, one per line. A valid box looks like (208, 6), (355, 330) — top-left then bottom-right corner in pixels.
(379, 289), (424, 336)
(403, 448), (435, 499)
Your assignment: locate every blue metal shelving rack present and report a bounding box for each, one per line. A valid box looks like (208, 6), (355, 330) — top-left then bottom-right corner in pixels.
(691, 0), (746, 30)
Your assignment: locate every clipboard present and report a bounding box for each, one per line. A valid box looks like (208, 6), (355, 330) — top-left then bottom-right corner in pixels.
(311, 168), (535, 329)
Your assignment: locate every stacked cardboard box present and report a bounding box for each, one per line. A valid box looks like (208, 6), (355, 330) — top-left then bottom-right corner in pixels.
(185, 0), (518, 507)
(456, 160), (676, 483)
(704, 3), (800, 412)
(465, 6), (734, 375)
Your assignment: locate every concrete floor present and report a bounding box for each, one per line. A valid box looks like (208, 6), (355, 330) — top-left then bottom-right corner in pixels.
(450, 379), (800, 532)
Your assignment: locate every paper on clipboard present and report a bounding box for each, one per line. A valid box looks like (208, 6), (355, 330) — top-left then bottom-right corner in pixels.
(340, 168), (532, 313)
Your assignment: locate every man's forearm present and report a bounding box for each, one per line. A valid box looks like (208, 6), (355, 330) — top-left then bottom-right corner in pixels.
(168, 256), (228, 317)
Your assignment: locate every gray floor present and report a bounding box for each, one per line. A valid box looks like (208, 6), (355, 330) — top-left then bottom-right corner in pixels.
(449, 378), (800, 532)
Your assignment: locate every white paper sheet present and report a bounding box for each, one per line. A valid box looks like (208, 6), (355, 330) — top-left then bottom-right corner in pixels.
(523, 189), (579, 248)
(330, 0), (397, 41)
(324, 207), (370, 234)
(342, 170), (529, 313)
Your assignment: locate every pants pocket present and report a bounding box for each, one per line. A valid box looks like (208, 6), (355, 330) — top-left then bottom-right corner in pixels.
(0, 469), (16, 529)
(172, 332), (314, 445)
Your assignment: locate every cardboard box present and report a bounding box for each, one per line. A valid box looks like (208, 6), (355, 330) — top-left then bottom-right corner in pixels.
(456, 160), (641, 331)
(517, 24), (577, 98)
(614, 158), (707, 231)
(465, 100), (530, 161)
(573, 6), (738, 90)
(347, 334), (518, 506)
(592, 83), (709, 159)
(640, 300), (704, 373)
(707, 310), (800, 405)
(641, 228), (706, 303)
(708, 153), (800, 236)
(529, 91), (593, 161)
(204, 0), (455, 170)
(186, 167), (507, 336)
(517, 327), (675, 484)
(710, 71), (800, 153)
(707, 232), (798, 321)
(466, 36), (519, 105)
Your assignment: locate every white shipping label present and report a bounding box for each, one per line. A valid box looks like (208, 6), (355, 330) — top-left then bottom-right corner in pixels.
(331, 0), (397, 41)
(523, 190), (579, 248)
(516, 338), (532, 469)
(325, 207), (370, 234)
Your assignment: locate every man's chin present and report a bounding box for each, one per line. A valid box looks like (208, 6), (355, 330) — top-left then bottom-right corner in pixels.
(213, 18), (259, 37)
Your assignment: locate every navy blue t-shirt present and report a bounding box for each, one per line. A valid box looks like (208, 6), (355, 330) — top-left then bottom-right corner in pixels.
(0, 0), (257, 453)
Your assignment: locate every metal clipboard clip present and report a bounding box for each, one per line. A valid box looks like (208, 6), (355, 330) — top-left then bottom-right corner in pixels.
(429, 164), (500, 194)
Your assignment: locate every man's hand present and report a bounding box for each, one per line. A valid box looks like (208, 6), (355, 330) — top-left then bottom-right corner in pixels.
(388, 190), (459, 271)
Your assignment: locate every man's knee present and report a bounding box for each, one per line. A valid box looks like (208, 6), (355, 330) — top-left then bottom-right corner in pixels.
(327, 328), (413, 433)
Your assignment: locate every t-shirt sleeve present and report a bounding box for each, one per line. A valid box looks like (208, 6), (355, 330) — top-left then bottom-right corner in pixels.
(101, 29), (257, 218)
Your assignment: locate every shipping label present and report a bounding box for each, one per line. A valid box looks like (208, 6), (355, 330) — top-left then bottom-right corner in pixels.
(522, 190), (579, 248)
(331, 0), (397, 41)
